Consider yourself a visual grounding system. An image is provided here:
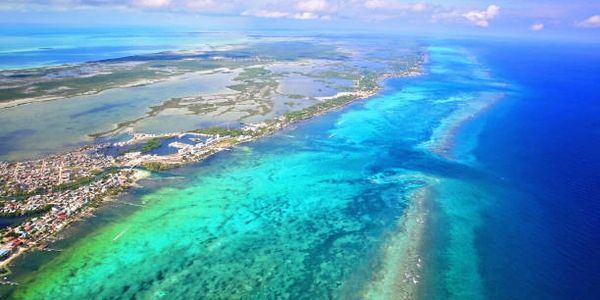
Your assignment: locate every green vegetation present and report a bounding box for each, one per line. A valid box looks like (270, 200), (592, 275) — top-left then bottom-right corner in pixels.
(0, 187), (46, 201)
(140, 138), (162, 153)
(53, 176), (95, 192)
(0, 59), (235, 103)
(192, 127), (246, 137)
(119, 138), (162, 155)
(3, 231), (20, 238)
(283, 95), (357, 122)
(236, 67), (272, 81)
(99, 168), (120, 180)
(0, 88), (29, 102)
(226, 84), (248, 92)
(0, 204), (52, 218)
(245, 41), (346, 61)
(286, 94), (305, 99)
(0, 168), (121, 201)
(309, 70), (359, 81)
(141, 162), (176, 172)
(358, 73), (379, 91)
(0, 67), (163, 103)
(227, 66), (278, 94)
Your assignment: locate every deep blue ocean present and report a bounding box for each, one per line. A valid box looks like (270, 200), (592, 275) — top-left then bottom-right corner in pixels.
(464, 39), (600, 298)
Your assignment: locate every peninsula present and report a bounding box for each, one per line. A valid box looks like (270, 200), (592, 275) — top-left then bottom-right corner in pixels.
(0, 60), (423, 272)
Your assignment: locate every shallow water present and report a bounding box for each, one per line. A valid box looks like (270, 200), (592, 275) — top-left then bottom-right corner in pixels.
(4, 43), (508, 299)
(0, 71), (236, 161)
(4, 39), (599, 299)
(0, 29), (248, 70)
(277, 74), (348, 97)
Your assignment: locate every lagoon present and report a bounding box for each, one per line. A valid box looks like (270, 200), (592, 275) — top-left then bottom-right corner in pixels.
(0, 71), (236, 161)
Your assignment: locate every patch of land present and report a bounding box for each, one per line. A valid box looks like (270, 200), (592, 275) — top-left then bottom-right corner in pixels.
(0, 36), (425, 272)
(0, 40), (342, 109)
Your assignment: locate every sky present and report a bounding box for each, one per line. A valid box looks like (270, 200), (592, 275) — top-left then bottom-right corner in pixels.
(0, 0), (599, 39)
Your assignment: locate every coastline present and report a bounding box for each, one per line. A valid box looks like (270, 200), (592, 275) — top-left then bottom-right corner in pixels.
(0, 168), (149, 271)
(0, 68), (231, 111)
(0, 66), (423, 272)
(0, 43), (522, 298)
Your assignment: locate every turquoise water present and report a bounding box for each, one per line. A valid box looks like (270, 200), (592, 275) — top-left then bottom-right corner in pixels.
(4, 44), (513, 299)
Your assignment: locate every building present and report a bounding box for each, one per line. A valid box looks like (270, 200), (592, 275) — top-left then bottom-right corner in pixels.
(0, 247), (11, 260)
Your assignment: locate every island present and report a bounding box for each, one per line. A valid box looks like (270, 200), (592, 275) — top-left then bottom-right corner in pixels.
(0, 37), (425, 273)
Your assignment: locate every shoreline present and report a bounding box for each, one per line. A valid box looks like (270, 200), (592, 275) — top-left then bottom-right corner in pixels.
(0, 66), (424, 272)
(0, 168), (149, 270)
(0, 68), (231, 111)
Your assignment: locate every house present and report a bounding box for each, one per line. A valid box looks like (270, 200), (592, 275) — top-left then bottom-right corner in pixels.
(0, 247), (11, 260)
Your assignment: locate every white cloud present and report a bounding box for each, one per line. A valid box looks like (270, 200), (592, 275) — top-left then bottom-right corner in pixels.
(242, 9), (329, 20)
(242, 10), (290, 18)
(295, 0), (330, 12)
(364, 0), (388, 9)
(576, 15), (600, 28)
(185, 0), (222, 10)
(530, 23), (544, 31)
(364, 0), (428, 12)
(132, 0), (171, 8)
(0, 0), (531, 30)
(411, 3), (427, 12)
(292, 11), (319, 19)
(240, 0), (335, 21)
(462, 4), (500, 27)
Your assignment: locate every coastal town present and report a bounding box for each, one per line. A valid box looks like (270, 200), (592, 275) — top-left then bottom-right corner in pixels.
(0, 66), (422, 275)
(0, 130), (247, 270)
